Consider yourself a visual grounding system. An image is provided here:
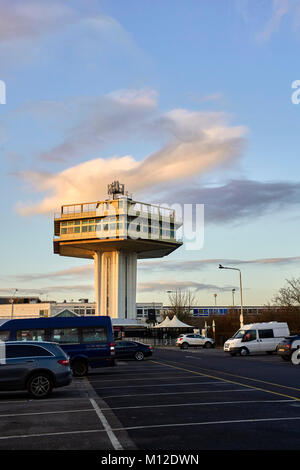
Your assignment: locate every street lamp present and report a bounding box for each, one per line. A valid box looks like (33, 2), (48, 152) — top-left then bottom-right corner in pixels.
(232, 288), (236, 307)
(219, 265), (244, 327)
(10, 289), (18, 320)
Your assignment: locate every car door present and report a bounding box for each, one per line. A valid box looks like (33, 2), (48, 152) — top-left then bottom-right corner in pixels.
(258, 329), (275, 352)
(194, 335), (205, 346)
(241, 329), (261, 353)
(0, 344), (37, 391)
(115, 341), (133, 359)
(186, 334), (197, 345)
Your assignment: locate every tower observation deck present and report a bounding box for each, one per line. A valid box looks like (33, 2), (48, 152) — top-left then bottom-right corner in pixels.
(53, 182), (183, 319)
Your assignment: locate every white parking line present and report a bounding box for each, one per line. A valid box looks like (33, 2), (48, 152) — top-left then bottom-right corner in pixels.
(1, 415), (300, 441)
(99, 399), (294, 411)
(102, 388), (258, 399)
(111, 415), (300, 432)
(0, 429), (103, 441)
(89, 398), (123, 451)
(0, 409), (93, 418)
(94, 381), (228, 390)
(88, 374), (208, 383)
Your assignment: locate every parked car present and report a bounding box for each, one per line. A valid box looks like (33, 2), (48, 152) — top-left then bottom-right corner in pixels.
(176, 334), (215, 349)
(115, 340), (153, 361)
(223, 322), (290, 356)
(0, 341), (72, 398)
(276, 335), (300, 361)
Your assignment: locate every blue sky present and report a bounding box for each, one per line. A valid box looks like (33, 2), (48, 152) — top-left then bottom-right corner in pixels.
(0, 0), (300, 306)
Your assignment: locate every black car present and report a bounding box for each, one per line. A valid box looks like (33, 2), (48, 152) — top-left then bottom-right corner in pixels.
(115, 340), (153, 361)
(277, 335), (300, 361)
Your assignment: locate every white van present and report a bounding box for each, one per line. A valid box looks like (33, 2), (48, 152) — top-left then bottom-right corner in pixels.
(223, 322), (290, 356)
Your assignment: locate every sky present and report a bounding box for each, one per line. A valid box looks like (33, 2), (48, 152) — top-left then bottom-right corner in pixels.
(0, 0), (300, 306)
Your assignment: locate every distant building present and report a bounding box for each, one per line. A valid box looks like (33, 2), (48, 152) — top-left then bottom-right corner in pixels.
(0, 298), (163, 325)
(163, 305), (267, 317)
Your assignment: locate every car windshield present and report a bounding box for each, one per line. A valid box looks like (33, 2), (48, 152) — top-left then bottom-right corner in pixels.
(232, 329), (247, 339)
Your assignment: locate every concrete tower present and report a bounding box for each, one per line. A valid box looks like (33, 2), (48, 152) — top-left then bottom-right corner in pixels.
(53, 182), (182, 319)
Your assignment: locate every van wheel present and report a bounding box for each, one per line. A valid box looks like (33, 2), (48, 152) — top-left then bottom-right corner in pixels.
(27, 373), (53, 399)
(239, 347), (249, 356)
(181, 342), (189, 349)
(72, 359), (88, 377)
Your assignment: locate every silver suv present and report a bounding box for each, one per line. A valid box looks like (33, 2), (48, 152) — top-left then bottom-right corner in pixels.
(176, 334), (215, 349)
(0, 341), (72, 398)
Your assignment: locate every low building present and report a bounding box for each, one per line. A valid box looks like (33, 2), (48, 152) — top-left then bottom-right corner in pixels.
(0, 297), (163, 325)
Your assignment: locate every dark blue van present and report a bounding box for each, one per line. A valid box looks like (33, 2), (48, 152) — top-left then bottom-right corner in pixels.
(0, 316), (115, 376)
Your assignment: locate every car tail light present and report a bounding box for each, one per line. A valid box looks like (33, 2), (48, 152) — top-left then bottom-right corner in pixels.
(149, 346), (153, 350)
(178, 337), (183, 342)
(285, 344), (291, 349)
(110, 342), (115, 356)
(58, 359), (69, 366)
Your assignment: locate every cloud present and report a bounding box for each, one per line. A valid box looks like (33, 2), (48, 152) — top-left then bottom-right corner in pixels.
(0, 264), (93, 283)
(137, 280), (235, 293)
(139, 256), (300, 272)
(256, 0), (292, 42)
(38, 89), (158, 163)
(162, 179), (300, 224)
(236, 0), (300, 42)
(15, 92), (246, 215)
(0, 285), (93, 296)
(0, 0), (78, 42)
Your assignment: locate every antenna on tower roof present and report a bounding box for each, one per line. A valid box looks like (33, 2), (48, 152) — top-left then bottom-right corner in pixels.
(107, 181), (126, 199)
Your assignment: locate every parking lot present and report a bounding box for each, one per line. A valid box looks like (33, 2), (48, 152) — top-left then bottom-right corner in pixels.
(0, 347), (300, 450)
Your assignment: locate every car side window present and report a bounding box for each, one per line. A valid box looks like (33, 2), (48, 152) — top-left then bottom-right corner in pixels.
(51, 328), (79, 344)
(242, 330), (257, 342)
(0, 331), (9, 341)
(258, 329), (274, 339)
(6, 344), (52, 358)
(81, 327), (107, 343)
(16, 329), (47, 342)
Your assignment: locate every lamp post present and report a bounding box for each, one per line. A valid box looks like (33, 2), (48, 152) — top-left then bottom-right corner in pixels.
(213, 293), (217, 307)
(10, 289), (18, 320)
(232, 288), (236, 307)
(219, 265), (244, 328)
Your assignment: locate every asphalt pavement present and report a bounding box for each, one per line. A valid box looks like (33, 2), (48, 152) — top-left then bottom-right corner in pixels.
(0, 347), (300, 450)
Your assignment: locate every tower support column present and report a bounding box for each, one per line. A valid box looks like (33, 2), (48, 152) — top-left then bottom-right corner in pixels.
(93, 250), (137, 319)
(94, 251), (102, 316)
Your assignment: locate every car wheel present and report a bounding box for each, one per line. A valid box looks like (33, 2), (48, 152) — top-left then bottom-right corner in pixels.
(204, 342), (213, 349)
(239, 347), (249, 356)
(27, 373), (53, 399)
(134, 351), (144, 361)
(180, 342), (189, 349)
(72, 359), (88, 377)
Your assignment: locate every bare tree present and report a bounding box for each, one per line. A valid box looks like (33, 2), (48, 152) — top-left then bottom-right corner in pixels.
(166, 289), (197, 322)
(273, 278), (300, 307)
